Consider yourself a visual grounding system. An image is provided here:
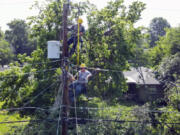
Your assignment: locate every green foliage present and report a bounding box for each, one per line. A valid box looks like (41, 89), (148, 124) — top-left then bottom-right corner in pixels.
(0, 28), (4, 40)
(165, 27), (180, 55)
(149, 17), (171, 47)
(85, 0), (147, 102)
(126, 1), (146, 23)
(148, 43), (169, 67)
(0, 110), (29, 135)
(2, 0), (180, 134)
(158, 53), (180, 82)
(147, 26), (180, 135)
(130, 48), (151, 68)
(5, 19), (36, 56)
(0, 63), (37, 108)
(148, 26), (180, 67)
(0, 39), (14, 66)
(167, 85), (180, 110)
(0, 48), (61, 110)
(28, 0), (63, 51)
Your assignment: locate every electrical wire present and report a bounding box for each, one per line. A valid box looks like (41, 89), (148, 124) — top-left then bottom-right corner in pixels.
(0, 107), (48, 112)
(23, 81), (58, 107)
(55, 105), (180, 114)
(25, 59), (62, 66)
(1, 105), (180, 114)
(66, 117), (180, 125)
(1, 59), (61, 70)
(0, 119), (56, 124)
(70, 63), (122, 73)
(0, 67), (58, 79)
(0, 117), (180, 125)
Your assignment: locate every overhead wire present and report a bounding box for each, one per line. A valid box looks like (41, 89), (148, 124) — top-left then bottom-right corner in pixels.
(0, 117), (180, 125)
(0, 64), (177, 119)
(56, 105), (180, 114)
(66, 117), (180, 125)
(1, 59), (61, 69)
(0, 107), (48, 113)
(1, 105), (180, 114)
(24, 59), (62, 67)
(0, 1), (180, 133)
(69, 63), (122, 73)
(0, 67), (59, 79)
(23, 81), (59, 107)
(0, 119), (56, 124)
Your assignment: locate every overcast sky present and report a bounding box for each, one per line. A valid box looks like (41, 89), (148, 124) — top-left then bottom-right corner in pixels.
(0, 0), (180, 31)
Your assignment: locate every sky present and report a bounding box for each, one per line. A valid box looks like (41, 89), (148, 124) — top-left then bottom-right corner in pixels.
(0, 0), (180, 31)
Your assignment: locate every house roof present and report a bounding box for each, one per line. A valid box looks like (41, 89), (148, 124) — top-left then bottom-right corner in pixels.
(123, 67), (160, 85)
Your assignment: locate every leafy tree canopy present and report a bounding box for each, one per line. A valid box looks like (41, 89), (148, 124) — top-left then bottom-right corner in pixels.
(0, 40), (14, 66)
(149, 17), (171, 47)
(149, 26), (180, 67)
(0, 28), (14, 66)
(5, 19), (36, 56)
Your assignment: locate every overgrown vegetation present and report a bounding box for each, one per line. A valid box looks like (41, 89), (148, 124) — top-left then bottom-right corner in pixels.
(0, 0), (179, 134)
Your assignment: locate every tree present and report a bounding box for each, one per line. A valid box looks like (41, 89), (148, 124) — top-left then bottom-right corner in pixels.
(147, 26), (180, 135)
(149, 17), (171, 47)
(126, 1), (146, 23)
(3, 1), (174, 135)
(149, 26), (180, 67)
(0, 29), (14, 66)
(0, 28), (4, 40)
(166, 27), (180, 55)
(85, 0), (146, 101)
(0, 40), (14, 66)
(5, 19), (36, 56)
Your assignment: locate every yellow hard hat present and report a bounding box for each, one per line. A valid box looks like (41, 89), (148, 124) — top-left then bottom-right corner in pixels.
(78, 18), (83, 24)
(80, 63), (86, 68)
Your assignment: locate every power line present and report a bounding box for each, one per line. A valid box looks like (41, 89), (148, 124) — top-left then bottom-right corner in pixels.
(58, 105), (180, 114)
(0, 119), (56, 124)
(23, 81), (59, 107)
(0, 107), (48, 113)
(1, 105), (180, 115)
(23, 59), (62, 67)
(70, 63), (122, 73)
(0, 117), (180, 125)
(1, 59), (61, 70)
(0, 60), (62, 79)
(0, 67), (58, 79)
(66, 117), (180, 125)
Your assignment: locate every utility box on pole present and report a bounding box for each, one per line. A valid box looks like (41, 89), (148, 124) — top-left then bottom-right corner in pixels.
(47, 41), (62, 59)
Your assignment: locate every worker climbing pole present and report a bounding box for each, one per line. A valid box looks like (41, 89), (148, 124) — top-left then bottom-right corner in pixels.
(60, 1), (87, 134)
(67, 18), (85, 57)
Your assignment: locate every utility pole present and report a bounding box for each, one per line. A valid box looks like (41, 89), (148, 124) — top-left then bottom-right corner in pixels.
(61, 2), (69, 135)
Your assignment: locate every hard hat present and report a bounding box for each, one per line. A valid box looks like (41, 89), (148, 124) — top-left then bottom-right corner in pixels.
(80, 63), (86, 68)
(78, 18), (83, 24)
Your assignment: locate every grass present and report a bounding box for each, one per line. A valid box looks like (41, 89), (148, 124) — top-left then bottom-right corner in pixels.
(0, 103), (30, 135)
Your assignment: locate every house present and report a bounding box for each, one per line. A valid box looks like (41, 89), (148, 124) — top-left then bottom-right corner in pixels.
(123, 67), (163, 103)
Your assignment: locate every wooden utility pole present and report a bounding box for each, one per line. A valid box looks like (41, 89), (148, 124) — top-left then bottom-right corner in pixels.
(61, 3), (69, 135)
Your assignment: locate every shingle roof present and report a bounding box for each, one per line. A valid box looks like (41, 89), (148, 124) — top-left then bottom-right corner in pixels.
(123, 67), (160, 85)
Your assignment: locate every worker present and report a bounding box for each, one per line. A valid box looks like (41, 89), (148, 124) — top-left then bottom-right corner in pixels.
(67, 18), (85, 56)
(69, 63), (92, 103)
